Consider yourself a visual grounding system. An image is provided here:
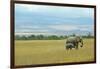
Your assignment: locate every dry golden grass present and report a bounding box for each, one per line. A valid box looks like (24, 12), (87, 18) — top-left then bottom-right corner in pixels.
(15, 38), (94, 66)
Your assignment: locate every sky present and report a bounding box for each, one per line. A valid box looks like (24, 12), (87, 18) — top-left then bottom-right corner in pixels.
(15, 4), (94, 36)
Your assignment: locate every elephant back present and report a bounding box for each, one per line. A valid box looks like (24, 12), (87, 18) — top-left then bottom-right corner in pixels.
(66, 36), (77, 43)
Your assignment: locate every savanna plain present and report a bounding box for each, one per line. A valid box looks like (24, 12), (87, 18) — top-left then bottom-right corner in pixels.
(15, 38), (94, 66)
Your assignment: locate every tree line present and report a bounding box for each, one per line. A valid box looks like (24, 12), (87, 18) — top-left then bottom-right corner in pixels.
(15, 35), (68, 40)
(15, 33), (94, 40)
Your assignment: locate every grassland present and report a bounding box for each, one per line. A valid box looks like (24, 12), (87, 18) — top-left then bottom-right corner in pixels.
(15, 38), (94, 66)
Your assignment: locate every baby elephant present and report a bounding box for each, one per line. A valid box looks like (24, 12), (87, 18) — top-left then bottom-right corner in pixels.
(65, 43), (75, 50)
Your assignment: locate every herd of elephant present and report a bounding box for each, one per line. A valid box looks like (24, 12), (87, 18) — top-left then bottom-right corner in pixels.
(65, 36), (83, 50)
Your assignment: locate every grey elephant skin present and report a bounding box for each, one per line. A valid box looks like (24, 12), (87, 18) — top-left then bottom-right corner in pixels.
(66, 36), (83, 50)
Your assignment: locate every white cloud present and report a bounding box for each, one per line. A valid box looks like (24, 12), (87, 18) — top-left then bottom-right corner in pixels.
(18, 25), (40, 29)
(16, 24), (94, 33)
(49, 24), (93, 31)
(49, 25), (78, 31)
(15, 4), (94, 18)
(15, 4), (56, 12)
(15, 32), (60, 36)
(16, 29), (49, 33)
(15, 4), (42, 12)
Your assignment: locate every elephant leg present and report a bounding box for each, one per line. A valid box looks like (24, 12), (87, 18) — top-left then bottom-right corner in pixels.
(65, 45), (69, 50)
(66, 46), (68, 50)
(75, 43), (78, 49)
(69, 47), (72, 50)
(66, 46), (70, 50)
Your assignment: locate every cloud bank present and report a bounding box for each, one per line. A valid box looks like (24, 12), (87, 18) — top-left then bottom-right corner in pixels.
(15, 4), (94, 36)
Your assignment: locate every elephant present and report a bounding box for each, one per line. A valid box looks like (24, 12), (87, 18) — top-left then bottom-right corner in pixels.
(66, 36), (83, 50)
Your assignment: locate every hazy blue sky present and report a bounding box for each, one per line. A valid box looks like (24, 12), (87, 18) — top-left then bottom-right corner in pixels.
(15, 4), (94, 35)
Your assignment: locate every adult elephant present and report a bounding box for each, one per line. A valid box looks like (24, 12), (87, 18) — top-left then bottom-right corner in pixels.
(66, 36), (83, 50)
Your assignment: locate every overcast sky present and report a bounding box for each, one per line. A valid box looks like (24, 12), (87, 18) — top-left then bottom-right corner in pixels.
(15, 4), (94, 35)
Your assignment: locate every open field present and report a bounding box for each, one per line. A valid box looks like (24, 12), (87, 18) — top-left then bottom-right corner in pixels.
(15, 38), (95, 66)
